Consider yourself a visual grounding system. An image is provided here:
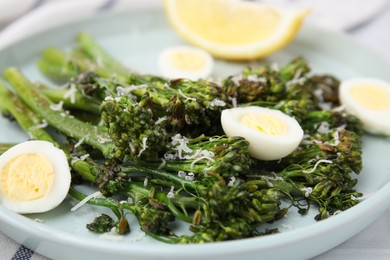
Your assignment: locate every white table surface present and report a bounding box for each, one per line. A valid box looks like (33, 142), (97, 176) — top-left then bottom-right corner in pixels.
(1, 2), (390, 260)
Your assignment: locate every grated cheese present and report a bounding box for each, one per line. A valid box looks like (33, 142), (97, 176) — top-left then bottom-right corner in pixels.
(227, 176), (236, 187)
(286, 68), (305, 87)
(97, 135), (112, 144)
(178, 171), (187, 178)
(190, 154), (215, 169)
(155, 116), (167, 125)
(231, 74), (243, 85)
(104, 95), (114, 101)
(49, 101), (64, 111)
(185, 172), (195, 181)
(246, 74), (267, 83)
(158, 159), (167, 169)
(208, 98), (226, 107)
(303, 159), (333, 174)
(71, 191), (102, 211)
(116, 84), (147, 96)
(301, 187), (313, 197)
(137, 137), (148, 157)
(63, 83), (77, 104)
(74, 135), (89, 148)
(281, 224), (294, 230)
(317, 121), (331, 134)
(228, 96), (238, 107)
(178, 89), (196, 102)
(28, 119), (48, 131)
(167, 186), (175, 199)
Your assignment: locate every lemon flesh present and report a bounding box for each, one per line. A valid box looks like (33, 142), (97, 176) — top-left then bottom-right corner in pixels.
(164, 0), (309, 60)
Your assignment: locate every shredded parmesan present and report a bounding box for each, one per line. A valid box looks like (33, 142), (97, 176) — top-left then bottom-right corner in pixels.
(74, 135), (89, 148)
(79, 154), (90, 161)
(116, 84), (147, 96)
(178, 171), (187, 178)
(28, 120), (48, 131)
(185, 172), (195, 181)
(167, 186), (175, 199)
(208, 98), (226, 107)
(246, 74), (267, 83)
(63, 83), (77, 104)
(228, 96), (238, 107)
(271, 62), (279, 71)
(286, 69), (306, 87)
(158, 159), (166, 169)
(178, 89), (196, 102)
(137, 137), (148, 157)
(231, 74), (243, 85)
(281, 224), (294, 230)
(155, 116), (167, 125)
(144, 177), (148, 187)
(97, 135), (112, 144)
(301, 187), (313, 197)
(228, 176), (236, 187)
(317, 121), (331, 134)
(98, 227), (124, 241)
(49, 101), (64, 111)
(303, 159), (333, 173)
(167, 134), (193, 159)
(190, 155), (215, 169)
(332, 105), (346, 112)
(333, 210), (343, 216)
(104, 95), (114, 101)
(71, 191), (102, 211)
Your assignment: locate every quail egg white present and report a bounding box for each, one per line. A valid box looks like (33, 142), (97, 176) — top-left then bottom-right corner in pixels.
(158, 45), (214, 80)
(339, 77), (390, 136)
(0, 140), (71, 213)
(221, 106), (304, 160)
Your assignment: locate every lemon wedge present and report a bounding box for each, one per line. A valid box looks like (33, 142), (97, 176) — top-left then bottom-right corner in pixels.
(163, 0), (310, 60)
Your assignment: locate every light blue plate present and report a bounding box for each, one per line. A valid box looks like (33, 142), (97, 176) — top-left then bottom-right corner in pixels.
(1, 7), (390, 260)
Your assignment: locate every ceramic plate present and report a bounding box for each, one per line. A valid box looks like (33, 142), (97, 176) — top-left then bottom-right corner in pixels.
(0, 7), (390, 260)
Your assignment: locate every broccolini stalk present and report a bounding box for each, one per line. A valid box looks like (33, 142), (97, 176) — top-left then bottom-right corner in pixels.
(0, 143), (15, 154)
(41, 87), (101, 113)
(37, 47), (81, 83)
(75, 32), (129, 73)
(38, 46), (120, 83)
(3, 67), (116, 158)
(0, 80), (55, 142)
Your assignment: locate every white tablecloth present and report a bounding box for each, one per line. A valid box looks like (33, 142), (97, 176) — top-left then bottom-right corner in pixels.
(1, 0), (390, 259)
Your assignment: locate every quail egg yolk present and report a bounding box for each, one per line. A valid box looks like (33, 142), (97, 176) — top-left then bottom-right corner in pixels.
(168, 50), (207, 72)
(0, 153), (54, 201)
(241, 113), (287, 136)
(350, 84), (390, 110)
